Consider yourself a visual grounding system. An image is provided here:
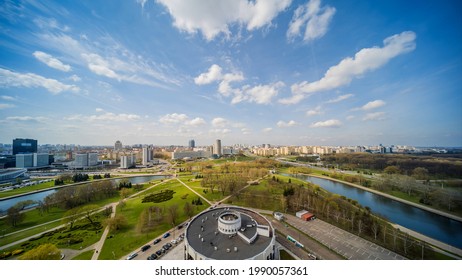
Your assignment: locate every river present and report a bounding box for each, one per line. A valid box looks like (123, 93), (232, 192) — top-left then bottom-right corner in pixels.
(0, 175), (168, 214)
(293, 174), (462, 249)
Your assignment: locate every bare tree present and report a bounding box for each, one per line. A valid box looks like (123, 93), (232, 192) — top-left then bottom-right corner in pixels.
(166, 205), (179, 226)
(6, 206), (24, 227)
(183, 202), (194, 219)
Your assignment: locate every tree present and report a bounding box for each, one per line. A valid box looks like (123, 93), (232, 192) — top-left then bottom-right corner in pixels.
(6, 206), (25, 227)
(104, 214), (127, 232)
(384, 165), (400, 174)
(19, 243), (61, 260)
(183, 202), (194, 219)
(13, 200), (36, 211)
(166, 205), (179, 226)
(120, 188), (131, 199)
(412, 167), (429, 180)
(63, 207), (82, 229)
(78, 204), (99, 227)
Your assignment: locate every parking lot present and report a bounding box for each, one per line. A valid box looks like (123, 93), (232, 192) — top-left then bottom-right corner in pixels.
(284, 215), (406, 260)
(125, 223), (186, 260)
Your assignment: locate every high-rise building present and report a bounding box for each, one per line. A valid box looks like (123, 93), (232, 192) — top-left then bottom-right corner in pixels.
(114, 140), (123, 151)
(213, 139), (222, 156)
(120, 154), (136, 169)
(189, 139), (195, 149)
(13, 138), (37, 155)
(142, 146), (151, 165)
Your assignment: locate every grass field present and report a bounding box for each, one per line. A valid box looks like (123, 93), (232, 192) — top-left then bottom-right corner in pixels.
(98, 180), (209, 259)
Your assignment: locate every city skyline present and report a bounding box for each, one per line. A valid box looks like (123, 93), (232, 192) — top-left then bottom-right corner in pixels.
(1, 0), (461, 147)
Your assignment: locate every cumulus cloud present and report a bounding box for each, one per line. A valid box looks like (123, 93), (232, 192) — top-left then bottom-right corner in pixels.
(277, 120), (297, 127)
(232, 82), (285, 104)
(282, 31), (416, 104)
(363, 112), (386, 121)
(195, 64), (283, 104)
(159, 113), (206, 127)
(194, 64), (223, 85)
(310, 119), (342, 128)
(262, 127), (273, 133)
(68, 74), (81, 82)
(212, 117), (228, 128)
(159, 113), (189, 124)
(287, 0), (335, 42)
(0, 68), (79, 94)
(33, 51), (71, 72)
(306, 105), (322, 116)
(360, 100), (386, 110)
(326, 93), (353, 104)
(157, 0), (292, 41)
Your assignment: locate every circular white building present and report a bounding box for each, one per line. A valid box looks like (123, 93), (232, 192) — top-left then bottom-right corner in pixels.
(184, 206), (276, 260)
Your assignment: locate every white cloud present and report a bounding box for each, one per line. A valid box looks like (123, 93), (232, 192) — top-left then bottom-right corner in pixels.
(346, 115), (355, 120)
(284, 31), (416, 104)
(212, 117), (228, 128)
(6, 116), (48, 122)
(195, 64), (283, 104)
(361, 100), (386, 110)
(0, 68), (79, 94)
(287, 0), (336, 42)
(157, 0), (292, 41)
(194, 64), (223, 85)
(363, 112), (386, 121)
(241, 128), (251, 135)
(277, 120), (297, 127)
(310, 119), (342, 128)
(68, 74), (81, 82)
(326, 93), (353, 103)
(159, 113), (189, 124)
(0, 103), (15, 109)
(306, 105), (322, 116)
(88, 113), (141, 122)
(1, 95), (16, 101)
(209, 128), (231, 135)
(186, 117), (206, 126)
(33, 51), (71, 72)
(262, 127), (273, 133)
(38, 33), (181, 89)
(95, 108), (104, 112)
(232, 82), (284, 104)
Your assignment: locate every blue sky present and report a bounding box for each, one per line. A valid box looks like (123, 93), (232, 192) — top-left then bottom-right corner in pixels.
(0, 0), (461, 147)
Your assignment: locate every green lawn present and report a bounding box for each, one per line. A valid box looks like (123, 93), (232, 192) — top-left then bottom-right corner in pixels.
(98, 181), (209, 259)
(0, 180), (55, 199)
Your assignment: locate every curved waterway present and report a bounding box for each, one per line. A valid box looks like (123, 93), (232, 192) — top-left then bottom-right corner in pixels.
(0, 175), (168, 214)
(292, 174), (462, 249)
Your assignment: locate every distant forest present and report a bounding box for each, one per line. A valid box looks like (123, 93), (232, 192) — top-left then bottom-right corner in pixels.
(321, 153), (462, 178)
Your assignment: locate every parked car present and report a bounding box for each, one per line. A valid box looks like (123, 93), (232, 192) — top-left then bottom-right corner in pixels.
(126, 253), (138, 260)
(162, 244), (170, 251)
(147, 256), (153, 260)
(153, 238), (161, 244)
(150, 253), (158, 259)
(156, 250), (163, 256)
(166, 242), (172, 248)
(141, 244), (151, 252)
(163, 232), (170, 238)
(177, 224), (183, 230)
(171, 239), (177, 245)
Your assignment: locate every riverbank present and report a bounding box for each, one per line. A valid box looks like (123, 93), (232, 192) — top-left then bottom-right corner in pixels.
(304, 173), (462, 223)
(0, 173), (170, 202)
